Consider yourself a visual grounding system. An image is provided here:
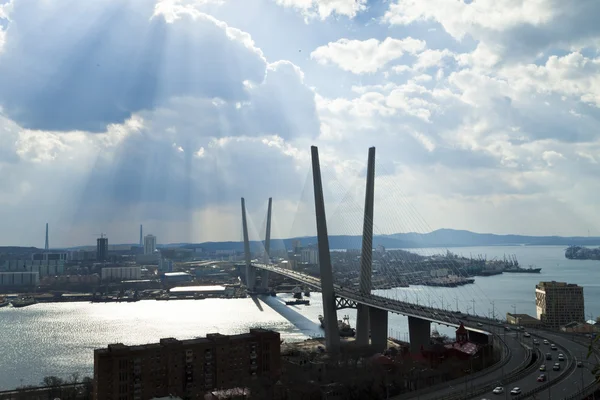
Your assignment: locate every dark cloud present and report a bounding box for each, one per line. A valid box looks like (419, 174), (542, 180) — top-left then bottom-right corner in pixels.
(0, 0), (266, 132)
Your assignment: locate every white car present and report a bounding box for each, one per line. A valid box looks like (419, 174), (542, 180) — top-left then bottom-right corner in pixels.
(510, 387), (522, 395)
(543, 339), (550, 345)
(492, 386), (504, 394)
(558, 354), (565, 361)
(524, 332), (531, 337)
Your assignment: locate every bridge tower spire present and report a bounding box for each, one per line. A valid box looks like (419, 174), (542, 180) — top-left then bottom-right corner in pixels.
(311, 146), (340, 353)
(260, 197), (272, 289)
(241, 198), (255, 290)
(356, 147), (375, 347)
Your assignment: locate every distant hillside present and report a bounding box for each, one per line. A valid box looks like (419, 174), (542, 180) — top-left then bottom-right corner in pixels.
(6, 229), (600, 253)
(386, 229), (600, 247)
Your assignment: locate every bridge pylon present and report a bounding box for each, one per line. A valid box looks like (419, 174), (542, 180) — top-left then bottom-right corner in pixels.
(356, 147), (376, 347)
(241, 198), (256, 290)
(260, 197), (272, 290)
(311, 146), (341, 353)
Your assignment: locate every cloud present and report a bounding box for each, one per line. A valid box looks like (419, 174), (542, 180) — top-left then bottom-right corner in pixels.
(0, 0), (266, 132)
(311, 37), (426, 74)
(1, 0), (600, 246)
(273, 0), (367, 20)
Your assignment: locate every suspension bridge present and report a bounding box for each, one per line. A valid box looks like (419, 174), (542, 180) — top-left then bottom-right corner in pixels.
(238, 145), (598, 399)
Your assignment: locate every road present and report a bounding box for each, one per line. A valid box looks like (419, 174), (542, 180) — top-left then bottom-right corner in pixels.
(405, 323), (527, 400)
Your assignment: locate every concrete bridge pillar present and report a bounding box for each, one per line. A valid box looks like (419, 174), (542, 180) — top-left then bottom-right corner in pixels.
(241, 198), (256, 291)
(369, 307), (388, 352)
(408, 316), (431, 354)
(311, 146), (340, 353)
(260, 197), (272, 290)
(356, 147), (376, 347)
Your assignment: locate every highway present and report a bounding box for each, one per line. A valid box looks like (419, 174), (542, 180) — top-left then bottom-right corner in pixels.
(254, 264), (599, 399)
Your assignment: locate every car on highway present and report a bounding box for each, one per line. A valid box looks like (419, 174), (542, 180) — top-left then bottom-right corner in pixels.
(504, 326), (511, 331)
(545, 353), (552, 360)
(558, 353), (565, 361)
(539, 364), (546, 371)
(553, 363), (561, 371)
(543, 339), (550, 345)
(510, 387), (522, 395)
(477, 323), (483, 327)
(492, 386), (504, 394)
(537, 374), (547, 382)
(524, 332), (531, 337)
(550, 344), (557, 350)
(533, 338), (539, 345)
(577, 361), (583, 368)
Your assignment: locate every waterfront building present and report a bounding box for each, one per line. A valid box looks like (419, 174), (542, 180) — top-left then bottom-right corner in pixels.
(144, 234), (157, 255)
(97, 237), (109, 262)
(0, 271), (40, 287)
(93, 328), (281, 400)
(100, 266), (142, 282)
(535, 281), (585, 328)
(0, 259), (65, 277)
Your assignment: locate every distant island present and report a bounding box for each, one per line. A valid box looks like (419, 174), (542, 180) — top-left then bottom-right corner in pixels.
(565, 246), (600, 260)
(11, 228), (600, 253)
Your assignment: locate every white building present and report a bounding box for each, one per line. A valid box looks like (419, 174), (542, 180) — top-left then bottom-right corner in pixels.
(300, 247), (319, 264)
(101, 266), (142, 282)
(0, 271), (40, 286)
(144, 234), (157, 255)
(0, 260), (65, 277)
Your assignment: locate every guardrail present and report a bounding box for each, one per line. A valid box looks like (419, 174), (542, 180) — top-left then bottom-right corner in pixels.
(562, 336), (600, 400)
(437, 335), (532, 400)
(513, 337), (577, 400)
(402, 331), (512, 400)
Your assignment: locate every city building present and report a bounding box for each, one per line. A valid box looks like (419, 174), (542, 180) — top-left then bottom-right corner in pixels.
(0, 259), (65, 277)
(506, 313), (543, 328)
(101, 266), (142, 282)
(144, 234), (157, 255)
(300, 246), (318, 264)
(161, 271), (193, 284)
(93, 328), (281, 400)
(97, 237), (109, 262)
(69, 250), (98, 261)
(536, 281), (585, 327)
(32, 252), (68, 261)
(0, 271), (40, 287)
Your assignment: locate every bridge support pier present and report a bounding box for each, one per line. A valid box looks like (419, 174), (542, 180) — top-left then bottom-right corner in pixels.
(356, 304), (370, 347)
(408, 316), (431, 354)
(369, 307), (388, 352)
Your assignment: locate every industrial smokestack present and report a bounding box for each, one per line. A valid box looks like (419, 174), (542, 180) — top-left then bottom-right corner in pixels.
(45, 223), (49, 250)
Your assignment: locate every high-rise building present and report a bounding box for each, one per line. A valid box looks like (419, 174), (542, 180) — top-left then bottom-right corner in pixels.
(139, 224), (143, 247)
(300, 246), (319, 264)
(144, 234), (157, 255)
(536, 281), (584, 327)
(97, 237), (109, 262)
(93, 329), (281, 400)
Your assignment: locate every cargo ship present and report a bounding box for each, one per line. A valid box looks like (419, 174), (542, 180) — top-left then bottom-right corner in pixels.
(11, 296), (36, 308)
(285, 299), (310, 306)
(318, 315), (356, 337)
(504, 265), (541, 273)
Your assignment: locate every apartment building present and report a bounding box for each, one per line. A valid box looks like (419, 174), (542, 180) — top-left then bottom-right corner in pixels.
(535, 281), (585, 328)
(93, 328), (280, 400)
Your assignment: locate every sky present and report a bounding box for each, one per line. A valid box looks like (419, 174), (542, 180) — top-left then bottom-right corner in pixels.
(1, 0), (600, 247)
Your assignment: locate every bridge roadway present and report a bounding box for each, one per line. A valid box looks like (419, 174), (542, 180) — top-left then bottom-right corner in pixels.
(254, 263), (488, 328)
(255, 264), (599, 399)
